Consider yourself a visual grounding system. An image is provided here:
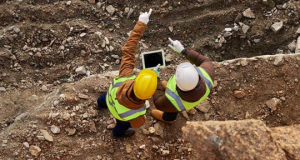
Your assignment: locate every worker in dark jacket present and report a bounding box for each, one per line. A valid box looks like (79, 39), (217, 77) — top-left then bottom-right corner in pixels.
(151, 38), (215, 123)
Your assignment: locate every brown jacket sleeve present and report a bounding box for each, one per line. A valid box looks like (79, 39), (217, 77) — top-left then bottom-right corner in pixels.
(119, 21), (147, 78)
(118, 21), (147, 128)
(182, 49), (215, 81)
(152, 79), (179, 113)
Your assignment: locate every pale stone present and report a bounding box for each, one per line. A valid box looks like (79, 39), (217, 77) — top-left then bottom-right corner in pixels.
(66, 128), (76, 136)
(62, 113), (71, 120)
(271, 21), (283, 33)
(243, 8), (255, 18)
(295, 37), (300, 54)
(234, 90), (246, 99)
(288, 40), (296, 52)
(78, 93), (89, 99)
(188, 108), (197, 115)
(149, 127), (155, 134)
(40, 129), (53, 142)
(126, 144), (132, 153)
(266, 98), (281, 112)
(23, 142), (29, 148)
(106, 5), (116, 15)
(50, 125), (60, 134)
(75, 66), (87, 75)
(274, 55), (284, 66)
(29, 146), (41, 156)
(196, 100), (212, 113)
(107, 124), (115, 130)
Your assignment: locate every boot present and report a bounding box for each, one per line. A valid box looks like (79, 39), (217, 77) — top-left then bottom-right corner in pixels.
(151, 110), (175, 124)
(161, 81), (167, 90)
(123, 128), (135, 137)
(112, 128), (135, 138)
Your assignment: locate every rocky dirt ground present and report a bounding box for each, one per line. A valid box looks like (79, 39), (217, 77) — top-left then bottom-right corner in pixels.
(1, 0), (300, 159)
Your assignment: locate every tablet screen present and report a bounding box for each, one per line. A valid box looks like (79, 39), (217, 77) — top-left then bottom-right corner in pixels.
(143, 52), (164, 68)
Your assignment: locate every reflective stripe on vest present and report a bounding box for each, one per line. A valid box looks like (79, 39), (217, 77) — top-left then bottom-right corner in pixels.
(106, 76), (146, 121)
(165, 67), (213, 111)
(165, 88), (186, 111)
(107, 81), (123, 107)
(118, 106), (146, 118)
(194, 67), (213, 90)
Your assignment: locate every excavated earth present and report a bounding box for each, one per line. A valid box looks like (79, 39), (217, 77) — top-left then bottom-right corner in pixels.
(1, 0), (300, 159)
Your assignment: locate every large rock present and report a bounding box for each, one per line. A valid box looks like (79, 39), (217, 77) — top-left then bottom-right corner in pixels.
(182, 120), (287, 160)
(295, 36), (300, 54)
(271, 125), (300, 159)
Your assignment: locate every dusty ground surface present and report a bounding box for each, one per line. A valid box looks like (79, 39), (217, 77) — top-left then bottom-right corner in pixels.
(1, 0), (300, 159)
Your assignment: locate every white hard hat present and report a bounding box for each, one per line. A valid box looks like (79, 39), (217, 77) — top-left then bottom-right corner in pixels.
(175, 62), (199, 91)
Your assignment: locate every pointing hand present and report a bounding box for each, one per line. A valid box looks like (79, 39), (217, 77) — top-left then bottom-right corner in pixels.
(139, 9), (153, 24)
(168, 38), (185, 53)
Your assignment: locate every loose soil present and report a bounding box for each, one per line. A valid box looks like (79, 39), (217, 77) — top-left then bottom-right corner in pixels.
(1, 0), (300, 159)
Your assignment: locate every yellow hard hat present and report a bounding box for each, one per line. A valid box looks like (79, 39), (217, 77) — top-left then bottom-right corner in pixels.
(134, 69), (157, 100)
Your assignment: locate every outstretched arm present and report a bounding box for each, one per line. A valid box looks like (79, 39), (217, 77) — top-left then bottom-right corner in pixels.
(181, 49), (215, 81)
(119, 9), (152, 78)
(168, 38), (215, 81)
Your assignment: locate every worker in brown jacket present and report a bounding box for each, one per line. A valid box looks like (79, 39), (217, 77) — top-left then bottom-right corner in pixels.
(97, 9), (158, 137)
(151, 38), (215, 123)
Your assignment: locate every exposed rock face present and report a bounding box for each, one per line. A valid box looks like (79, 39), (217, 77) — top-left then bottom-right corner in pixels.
(182, 120), (293, 160)
(271, 125), (300, 160)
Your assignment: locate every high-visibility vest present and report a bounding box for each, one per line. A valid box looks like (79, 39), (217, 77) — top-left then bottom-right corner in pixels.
(165, 67), (214, 111)
(106, 75), (146, 121)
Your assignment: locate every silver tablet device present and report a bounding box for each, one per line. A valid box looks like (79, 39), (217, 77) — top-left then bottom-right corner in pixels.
(141, 50), (166, 69)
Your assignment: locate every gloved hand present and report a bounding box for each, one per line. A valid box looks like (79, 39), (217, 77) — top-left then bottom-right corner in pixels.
(153, 64), (160, 77)
(139, 9), (152, 24)
(168, 38), (185, 53)
(153, 69), (160, 78)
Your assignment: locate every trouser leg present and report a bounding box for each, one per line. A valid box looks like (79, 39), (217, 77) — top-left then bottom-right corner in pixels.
(97, 92), (108, 109)
(113, 119), (132, 137)
(162, 112), (178, 121)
